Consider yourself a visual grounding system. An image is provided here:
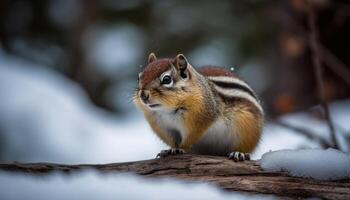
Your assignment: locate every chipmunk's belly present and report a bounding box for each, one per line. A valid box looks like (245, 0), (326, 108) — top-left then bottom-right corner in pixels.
(190, 119), (239, 156)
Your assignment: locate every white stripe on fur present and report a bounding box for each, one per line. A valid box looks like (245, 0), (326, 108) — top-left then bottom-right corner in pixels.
(213, 85), (263, 113)
(207, 76), (255, 94)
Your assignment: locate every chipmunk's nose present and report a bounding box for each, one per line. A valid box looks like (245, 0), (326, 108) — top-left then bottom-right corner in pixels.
(140, 90), (149, 103)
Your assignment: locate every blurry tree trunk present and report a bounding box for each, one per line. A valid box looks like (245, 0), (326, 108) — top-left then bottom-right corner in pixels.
(307, 1), (338, 149)
(1, 154), (349, 200)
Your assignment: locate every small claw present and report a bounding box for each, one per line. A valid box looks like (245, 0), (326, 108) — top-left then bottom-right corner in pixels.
(156, 148), (185, 158)
(156, 151), (167, 159)
(172, 148), (185, 155)
(228, 152), (250, 162)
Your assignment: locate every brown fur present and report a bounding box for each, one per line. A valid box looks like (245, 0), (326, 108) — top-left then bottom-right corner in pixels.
(197, 66), (238, 78)
(234, 110), (263, 152)
(222, 97), (263, 152)
(141, 59), (172, 87)
(178, 86), (217, 150)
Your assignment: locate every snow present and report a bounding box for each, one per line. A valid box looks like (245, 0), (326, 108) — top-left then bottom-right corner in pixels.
(0, 171), (276, 200)
(259, 148), (350, 180)
(0, 51), (164, 164)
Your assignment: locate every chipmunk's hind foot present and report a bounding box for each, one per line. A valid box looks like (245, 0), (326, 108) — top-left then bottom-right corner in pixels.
(156, 148), (185, 158)
(228, 152), (250, 162)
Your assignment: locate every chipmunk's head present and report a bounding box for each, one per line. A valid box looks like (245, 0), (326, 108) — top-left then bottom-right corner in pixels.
(134, 53), (197, 112)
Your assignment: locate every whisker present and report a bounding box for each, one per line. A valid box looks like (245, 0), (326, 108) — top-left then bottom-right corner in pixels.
(128, 95), (138, 103)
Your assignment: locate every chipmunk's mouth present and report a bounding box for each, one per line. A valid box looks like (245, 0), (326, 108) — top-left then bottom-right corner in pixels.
(148, 103), (160, 108)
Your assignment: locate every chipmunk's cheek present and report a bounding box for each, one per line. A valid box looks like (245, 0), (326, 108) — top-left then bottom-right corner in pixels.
(160, 98), (178, 109)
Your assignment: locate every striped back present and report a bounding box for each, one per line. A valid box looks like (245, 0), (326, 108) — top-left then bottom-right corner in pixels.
(197, 67), (263, 113)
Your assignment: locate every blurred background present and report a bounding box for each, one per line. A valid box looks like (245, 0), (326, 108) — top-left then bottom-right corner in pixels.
(0, 0), (349, 164)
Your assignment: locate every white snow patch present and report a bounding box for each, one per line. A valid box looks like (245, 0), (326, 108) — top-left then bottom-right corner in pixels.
(0, 171), (276, 200)
(259, 148), (350, 180)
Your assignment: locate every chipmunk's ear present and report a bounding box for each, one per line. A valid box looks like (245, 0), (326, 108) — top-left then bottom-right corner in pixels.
(174, 54), (188, 70)
(148, 52), (157, 63)
(173, 54), (189, 79)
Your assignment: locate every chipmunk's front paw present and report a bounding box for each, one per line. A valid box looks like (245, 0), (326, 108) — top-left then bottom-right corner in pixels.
(228, 152), (250, 162)
(156, 148), (185, 158)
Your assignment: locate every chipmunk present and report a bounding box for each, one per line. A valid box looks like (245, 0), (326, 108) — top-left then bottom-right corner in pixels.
(133, 53), (264, 161)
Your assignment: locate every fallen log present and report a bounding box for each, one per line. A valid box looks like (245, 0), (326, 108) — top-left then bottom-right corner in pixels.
(0, 154), (349, 200)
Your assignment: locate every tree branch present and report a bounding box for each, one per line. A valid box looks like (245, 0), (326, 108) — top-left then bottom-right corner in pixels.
(1, 155), (349, 200)
(272, 119), (333, 148)
(276, 9), (350, 87)
(307, 1), (339, 149)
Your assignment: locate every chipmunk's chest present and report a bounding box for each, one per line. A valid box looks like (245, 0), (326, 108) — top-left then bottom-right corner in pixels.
(151, 109), (186, 147)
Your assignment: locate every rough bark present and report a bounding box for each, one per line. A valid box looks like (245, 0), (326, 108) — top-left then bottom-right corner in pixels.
(0, 154), (349, 200)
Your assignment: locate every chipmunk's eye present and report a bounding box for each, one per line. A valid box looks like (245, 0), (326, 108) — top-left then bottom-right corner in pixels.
(161, 75), (172, 85)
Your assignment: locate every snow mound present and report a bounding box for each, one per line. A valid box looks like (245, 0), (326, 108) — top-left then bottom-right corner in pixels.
(259, 148), (350, 180)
